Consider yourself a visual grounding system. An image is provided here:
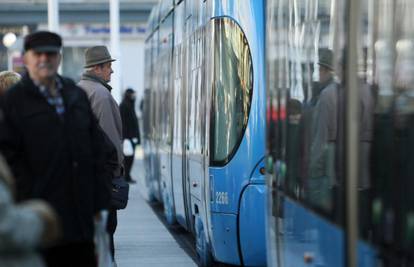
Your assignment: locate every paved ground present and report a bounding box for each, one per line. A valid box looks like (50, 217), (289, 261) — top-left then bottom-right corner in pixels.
(114, 148), (197, 267)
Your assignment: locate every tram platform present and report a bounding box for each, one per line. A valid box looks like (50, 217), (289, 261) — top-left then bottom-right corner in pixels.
(114, 148), (197, 267)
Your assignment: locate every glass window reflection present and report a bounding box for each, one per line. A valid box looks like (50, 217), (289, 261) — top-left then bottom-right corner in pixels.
(210, 18), (253, 165)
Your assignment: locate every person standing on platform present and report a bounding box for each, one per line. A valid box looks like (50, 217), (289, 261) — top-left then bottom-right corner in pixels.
(0, 31), (112, 267)
(0, 69), (60, 267)
(78, 45), (123, 264)
(120, 88), (141, 184)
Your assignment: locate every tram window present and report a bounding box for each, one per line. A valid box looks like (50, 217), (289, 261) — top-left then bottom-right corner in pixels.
(210, 18), (253, 166)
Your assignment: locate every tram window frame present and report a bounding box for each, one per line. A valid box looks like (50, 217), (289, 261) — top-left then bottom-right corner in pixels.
(209, 17), (253, 166)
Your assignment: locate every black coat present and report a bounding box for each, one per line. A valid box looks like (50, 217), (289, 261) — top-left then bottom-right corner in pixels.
(0, 74), (113, 243)
(119, 98), (140, 143)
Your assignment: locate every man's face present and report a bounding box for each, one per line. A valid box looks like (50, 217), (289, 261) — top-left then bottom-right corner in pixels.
(96, 62), (113, 83)
(24, 50), (60, 83)
(319, 67), (332, 84)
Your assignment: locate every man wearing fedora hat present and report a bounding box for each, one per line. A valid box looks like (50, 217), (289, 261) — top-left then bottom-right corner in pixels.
(307, 48), (341, 211)
(0, 31), (113, 267)
(78, 45), (123, 263)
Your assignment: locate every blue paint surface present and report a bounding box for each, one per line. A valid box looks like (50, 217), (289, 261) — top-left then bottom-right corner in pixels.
(210, 212), (240, 265)
(239, 184), (267, 266)
(281, 199), (378, 267)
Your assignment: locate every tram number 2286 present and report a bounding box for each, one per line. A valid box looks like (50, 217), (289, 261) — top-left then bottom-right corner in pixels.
(215, 192), (229, 205)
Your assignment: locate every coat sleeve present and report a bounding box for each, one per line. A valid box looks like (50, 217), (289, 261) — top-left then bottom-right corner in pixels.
(89, 114), (116, 212)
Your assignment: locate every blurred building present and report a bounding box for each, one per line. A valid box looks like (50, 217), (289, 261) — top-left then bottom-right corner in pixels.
(0, 0), (158, 102)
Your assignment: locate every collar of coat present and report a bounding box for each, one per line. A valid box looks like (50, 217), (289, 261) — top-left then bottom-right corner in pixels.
(19, 73), (84, 112)
(80, 72), (113, 92)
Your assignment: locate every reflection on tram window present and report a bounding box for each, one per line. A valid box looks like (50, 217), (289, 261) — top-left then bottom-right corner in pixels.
(307, 48), (341, 213)
(266, 0), (346, 219)
(210, 18), (252, 165)
(367, 0), (414, 263)
(267, 0), (414, 265)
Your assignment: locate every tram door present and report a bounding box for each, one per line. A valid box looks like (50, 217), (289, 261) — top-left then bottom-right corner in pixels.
(266, 0), (348, 266)
(184, 0), (207, 234)
(151, 29), (163, 202)
(172, 0), (190, 230)
(158, 6), (175, 224)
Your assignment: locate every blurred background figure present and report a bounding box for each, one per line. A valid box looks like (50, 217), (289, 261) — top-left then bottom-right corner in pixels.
(0, 71), (20, 94)
(0, 69), (60, 267)
(120, 88), (141, 184)
(0, 155), (60, 267)
(0, 31), (112, 267)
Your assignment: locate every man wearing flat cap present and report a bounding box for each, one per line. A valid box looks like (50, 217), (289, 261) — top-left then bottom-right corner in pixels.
(78, 45), (123, 263)
(0, 31), (113, 267)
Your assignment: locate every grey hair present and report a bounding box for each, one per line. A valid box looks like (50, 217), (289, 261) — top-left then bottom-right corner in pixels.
(84, 67), (95, 72)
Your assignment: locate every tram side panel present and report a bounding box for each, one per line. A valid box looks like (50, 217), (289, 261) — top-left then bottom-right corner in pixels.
(158, 11), (176, 224)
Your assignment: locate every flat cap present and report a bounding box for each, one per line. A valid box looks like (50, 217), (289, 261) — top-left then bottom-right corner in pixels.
(24, 31), (62, 53)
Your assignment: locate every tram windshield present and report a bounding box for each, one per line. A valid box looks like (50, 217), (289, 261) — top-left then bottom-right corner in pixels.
(210, 18), (253, 166)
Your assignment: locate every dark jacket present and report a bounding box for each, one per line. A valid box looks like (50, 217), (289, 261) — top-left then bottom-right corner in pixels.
(0, 74), (112, 243)
(120, 97), (140, 143)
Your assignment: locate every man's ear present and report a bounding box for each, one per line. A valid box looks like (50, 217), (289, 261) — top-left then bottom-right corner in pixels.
(92, 65), (101, 74)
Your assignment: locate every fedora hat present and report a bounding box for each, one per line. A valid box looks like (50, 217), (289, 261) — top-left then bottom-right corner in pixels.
(318, 48), (334, 70)
(84, 46), (116, 68)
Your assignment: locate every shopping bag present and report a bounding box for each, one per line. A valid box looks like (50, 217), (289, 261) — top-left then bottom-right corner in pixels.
(122, 139), (134, 156)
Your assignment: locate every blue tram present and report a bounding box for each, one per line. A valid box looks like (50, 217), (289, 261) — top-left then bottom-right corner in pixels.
(143, 0), (267, 266)
(266, 0), (414, 266)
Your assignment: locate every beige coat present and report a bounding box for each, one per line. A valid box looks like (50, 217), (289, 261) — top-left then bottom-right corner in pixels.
(78, 73), (124, 177)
